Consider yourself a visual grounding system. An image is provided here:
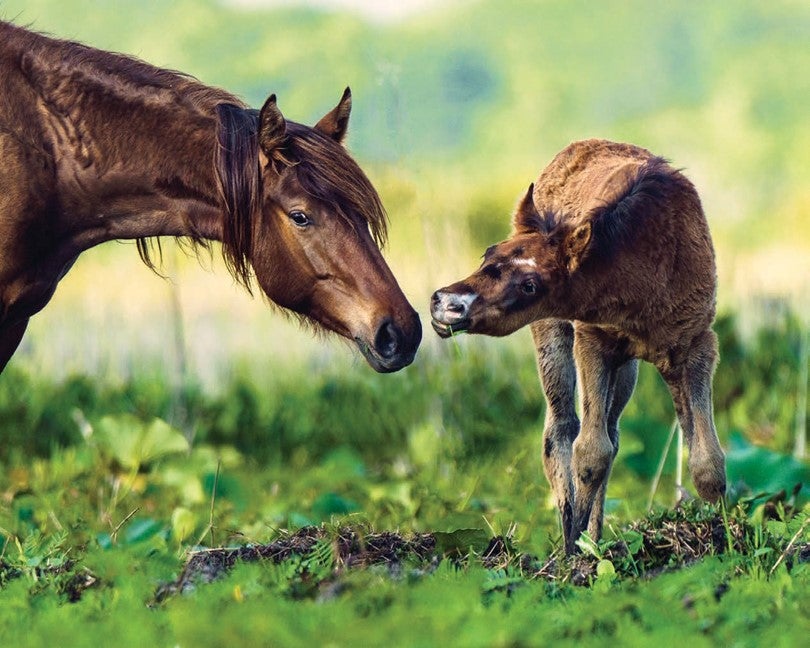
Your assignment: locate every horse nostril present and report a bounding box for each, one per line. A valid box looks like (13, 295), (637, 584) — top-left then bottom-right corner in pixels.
(374, 319), (402, 360)
(432, 290), (464, 314)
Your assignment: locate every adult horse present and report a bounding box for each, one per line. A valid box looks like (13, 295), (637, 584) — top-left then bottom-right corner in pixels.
(0, 21), (421, 374)
(431, 140), (725, 554)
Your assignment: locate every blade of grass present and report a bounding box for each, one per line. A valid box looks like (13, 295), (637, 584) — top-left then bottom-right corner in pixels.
(110, 507), (140, 545)
(647, 418), (678, 510)
(769, 516), (809, 577)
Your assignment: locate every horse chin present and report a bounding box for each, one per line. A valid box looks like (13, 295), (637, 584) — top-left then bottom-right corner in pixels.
(354, 337), (416, 373)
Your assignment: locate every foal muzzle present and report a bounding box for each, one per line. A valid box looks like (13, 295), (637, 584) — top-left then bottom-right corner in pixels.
(429, 289), (477, 338)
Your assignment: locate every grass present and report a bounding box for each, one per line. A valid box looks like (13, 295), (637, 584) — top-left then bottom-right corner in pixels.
(0, 512), (807, 647)
(1, 310), (808, 645)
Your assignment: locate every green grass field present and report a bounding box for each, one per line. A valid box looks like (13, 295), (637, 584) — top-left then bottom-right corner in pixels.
(1, 314), (808, 646)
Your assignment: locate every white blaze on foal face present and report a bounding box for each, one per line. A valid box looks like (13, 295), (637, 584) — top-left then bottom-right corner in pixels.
(512, 257), (537, 269)
(430, 233), (559, 337)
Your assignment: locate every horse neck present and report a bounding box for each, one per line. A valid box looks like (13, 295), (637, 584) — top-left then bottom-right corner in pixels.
(24, 39), (234, 252)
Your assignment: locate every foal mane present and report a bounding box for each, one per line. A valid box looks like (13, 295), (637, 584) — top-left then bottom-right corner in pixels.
(213, 105), (388, 292)
(587, 157), (685, 261)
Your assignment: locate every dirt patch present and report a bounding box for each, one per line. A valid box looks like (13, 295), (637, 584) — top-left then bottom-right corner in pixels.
(3, 507), (806, 604)
(153, 507), (808, 602)
(153, 526), (437, 602)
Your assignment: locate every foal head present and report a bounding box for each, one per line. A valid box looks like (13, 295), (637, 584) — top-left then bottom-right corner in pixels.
(215, 89), (421, 372)
(430, 184), (592, 337)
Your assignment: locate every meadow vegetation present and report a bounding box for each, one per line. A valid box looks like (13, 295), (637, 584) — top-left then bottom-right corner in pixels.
(1, 312), (808, 645)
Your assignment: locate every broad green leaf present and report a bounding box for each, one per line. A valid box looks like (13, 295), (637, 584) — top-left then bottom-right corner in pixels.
(123, 518), (163, 544)
(575, 532), (602, 559)
(138, 419), (190, 465)
(311, 492), (360, 520)
(596, 559), (616, 579)
(621, 530), (644, 555)
(726, 433), (810, 503)
(94, 415), (189, 469)
(171, 507), (197, 544)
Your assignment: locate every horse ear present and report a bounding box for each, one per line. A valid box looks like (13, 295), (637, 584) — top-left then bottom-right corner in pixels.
(315, 87), (352, 143)
(563, 223), (592, 273)
(512, 183), (538, 228)
(258, 94), (287, 156)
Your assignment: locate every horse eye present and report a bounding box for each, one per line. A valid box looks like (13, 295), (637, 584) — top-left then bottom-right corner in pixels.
(289, 210), (310, 227)
(521, 279), (537, 295)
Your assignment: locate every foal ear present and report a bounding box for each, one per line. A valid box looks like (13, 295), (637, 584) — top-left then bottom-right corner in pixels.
(315, 87), (352, 143)
(512, 183), (539, 229)
(258, 94), (287, 157)
(563, 223), (592, 273)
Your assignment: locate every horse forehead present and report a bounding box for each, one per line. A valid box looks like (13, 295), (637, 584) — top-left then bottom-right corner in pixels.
(275, 167), (305, 194)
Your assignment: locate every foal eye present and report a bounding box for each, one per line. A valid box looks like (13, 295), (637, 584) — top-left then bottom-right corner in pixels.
(521, 279), (537, 295)
(289, 210), (310, 227)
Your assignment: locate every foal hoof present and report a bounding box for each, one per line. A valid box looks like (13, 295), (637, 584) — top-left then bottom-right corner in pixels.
(694, 475), (726, 503)
(690, 452), (727, 503)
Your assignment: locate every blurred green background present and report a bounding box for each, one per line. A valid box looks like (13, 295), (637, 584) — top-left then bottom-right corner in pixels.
(3, 0), (809, 376)
(1, 0), (808, 544)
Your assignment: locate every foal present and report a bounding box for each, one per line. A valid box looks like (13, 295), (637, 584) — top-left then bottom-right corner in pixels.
(431, 139), (726, 554)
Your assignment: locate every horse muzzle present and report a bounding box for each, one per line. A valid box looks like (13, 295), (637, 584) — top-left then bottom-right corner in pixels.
(355, 312), (422, 373)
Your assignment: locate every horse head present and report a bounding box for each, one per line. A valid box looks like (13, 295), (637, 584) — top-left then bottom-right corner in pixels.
(215, 89), (421, 372)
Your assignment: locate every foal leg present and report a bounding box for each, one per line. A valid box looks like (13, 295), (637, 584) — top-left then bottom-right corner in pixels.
(0, 317), (29, 374)
(570, 325), (626, 549)
(531, 319), (579, 554)
(586, 358), (638, 541)
(659, 330), (726, 502)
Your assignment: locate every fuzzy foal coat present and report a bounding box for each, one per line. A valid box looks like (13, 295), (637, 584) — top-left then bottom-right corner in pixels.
(431, 139), (726, 554)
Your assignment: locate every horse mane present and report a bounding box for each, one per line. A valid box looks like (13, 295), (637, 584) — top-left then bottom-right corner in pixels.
(3, 21), (245, 278)
(215, 104), (260, 292)
(587, 157), (690, 261)
(213, 107), (389, 293)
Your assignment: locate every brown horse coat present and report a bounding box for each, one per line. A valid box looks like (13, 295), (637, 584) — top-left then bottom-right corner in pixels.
(0, 21), (421, 374)
(431, 139), (726, 554)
